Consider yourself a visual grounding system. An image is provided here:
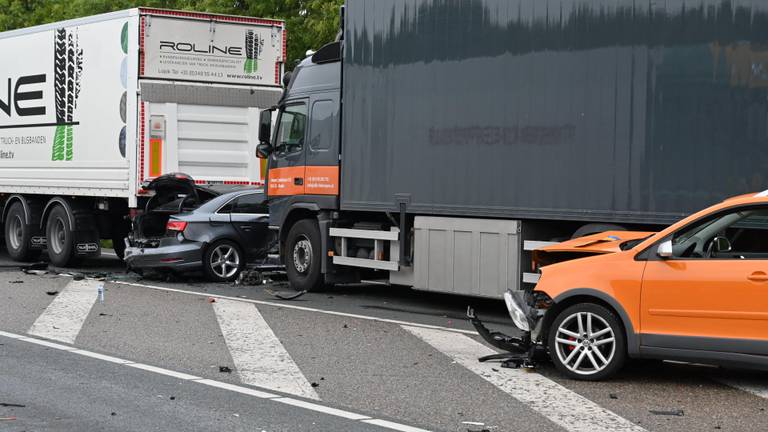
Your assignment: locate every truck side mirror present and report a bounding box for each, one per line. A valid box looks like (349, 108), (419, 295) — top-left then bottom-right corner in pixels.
(256, 142), (272, 159)
(258, 109), (273, 144)
(657, 239), (673, 259)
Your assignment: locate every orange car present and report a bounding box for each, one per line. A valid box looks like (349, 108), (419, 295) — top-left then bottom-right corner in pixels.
(489, 191), (768, 380)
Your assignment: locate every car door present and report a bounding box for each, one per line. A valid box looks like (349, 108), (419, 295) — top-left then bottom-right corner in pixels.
(640, 205), (768, 354)
(268, 100), (308, 197)
(229, 193), (272, 258)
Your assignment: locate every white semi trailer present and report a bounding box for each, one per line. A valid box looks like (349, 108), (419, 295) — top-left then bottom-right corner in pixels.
(0, 8), (285, 265)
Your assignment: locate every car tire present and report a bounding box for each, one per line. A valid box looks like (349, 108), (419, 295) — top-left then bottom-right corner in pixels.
(5, 202), (40, 262)
(204, 240), (245, 282)
(285, 219), (324, 292)
(46, 205), (77, 267)
(548, 303), (626, 381)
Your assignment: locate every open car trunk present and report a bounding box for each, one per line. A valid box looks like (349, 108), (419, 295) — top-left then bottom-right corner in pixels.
(130, 173), (219, 247)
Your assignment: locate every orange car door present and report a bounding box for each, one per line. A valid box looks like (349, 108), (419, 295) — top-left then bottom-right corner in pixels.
(641, 207), (768, 353)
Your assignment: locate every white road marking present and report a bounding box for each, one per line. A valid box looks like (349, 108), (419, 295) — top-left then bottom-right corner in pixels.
(273, 397), (370, 420)
(212, 298), (320, 400)
(402, 325), (646, 432)
(716, 377), (768, 399)
(362, 419), (433, 432)
(28, 279), (102, 343)
(112, 280), (477, 335)
(0, 330), (432, 432)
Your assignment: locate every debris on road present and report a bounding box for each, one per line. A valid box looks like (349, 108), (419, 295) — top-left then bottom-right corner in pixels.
(264, 288), (306, 301)
(311, 382), (319, 388)
(207, 297), (217, 303)
(98, 283), (105, 303)
(219, 366), (232, 373)
(649, 409), (684, 416)
(609, 393), (619, 399)
(8, 280), (23, 284)
(0, 403), (25, 408)
(45, 291), (58, 296)
(0, 417), (17, 421)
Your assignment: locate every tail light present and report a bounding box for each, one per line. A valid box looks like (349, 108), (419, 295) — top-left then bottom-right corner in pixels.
(166, 220), (188, 232)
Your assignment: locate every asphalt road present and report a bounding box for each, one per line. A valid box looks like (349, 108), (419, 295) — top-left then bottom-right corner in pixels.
(1, 250), (768, 432)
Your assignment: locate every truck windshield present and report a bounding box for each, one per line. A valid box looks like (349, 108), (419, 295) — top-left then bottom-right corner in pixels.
(274, 102), (308, 156)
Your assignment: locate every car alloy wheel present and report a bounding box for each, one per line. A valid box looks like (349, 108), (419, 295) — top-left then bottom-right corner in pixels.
(209, 243), (241, 279)
(292, 235), (313, 274)
(553, 311), (616, 376)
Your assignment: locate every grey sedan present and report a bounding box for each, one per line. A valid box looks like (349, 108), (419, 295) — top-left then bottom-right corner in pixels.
(125, 189), (275, 282)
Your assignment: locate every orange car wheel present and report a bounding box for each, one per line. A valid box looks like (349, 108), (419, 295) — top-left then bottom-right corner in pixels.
(547, 303), (626, 381)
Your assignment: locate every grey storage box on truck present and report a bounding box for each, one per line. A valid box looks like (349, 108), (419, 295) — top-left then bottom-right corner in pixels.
(340, 0), (768, 225)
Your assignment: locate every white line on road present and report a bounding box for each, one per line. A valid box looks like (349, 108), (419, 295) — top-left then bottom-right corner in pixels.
(212, 298), (320, 400)
(28, 279), (102, 344)
(715, 377), (768, 399)
(402, 325), (646, 432)
(112, 280), (478, 335)
(0, 329), (434, 432)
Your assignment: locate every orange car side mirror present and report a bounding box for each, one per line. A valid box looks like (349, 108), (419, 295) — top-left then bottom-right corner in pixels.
(657, 240), (673, 259)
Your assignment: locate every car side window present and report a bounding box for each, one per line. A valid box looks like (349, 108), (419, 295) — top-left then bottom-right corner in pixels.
(231, 194), (267, 214)
(217, 201), (234, 214)
(671, 206), (768, 259)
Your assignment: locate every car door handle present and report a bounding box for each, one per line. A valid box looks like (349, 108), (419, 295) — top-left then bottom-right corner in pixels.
(294, 177), (303, 186)
(748, 271), (768, 282)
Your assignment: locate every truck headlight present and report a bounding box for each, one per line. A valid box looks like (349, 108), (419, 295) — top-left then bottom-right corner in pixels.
(503, 291), (530, 332)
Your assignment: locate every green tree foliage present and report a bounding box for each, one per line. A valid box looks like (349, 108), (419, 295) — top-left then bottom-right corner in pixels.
(0, 0), (343, 67)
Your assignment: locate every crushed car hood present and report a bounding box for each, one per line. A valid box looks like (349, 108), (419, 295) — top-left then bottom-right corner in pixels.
(533, 231), (655, 268)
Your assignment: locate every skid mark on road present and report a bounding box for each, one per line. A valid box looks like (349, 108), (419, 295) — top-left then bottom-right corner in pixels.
(212, 298), (320, 400)
(402, 325), (646, 432)
(28, 279), (101, 344)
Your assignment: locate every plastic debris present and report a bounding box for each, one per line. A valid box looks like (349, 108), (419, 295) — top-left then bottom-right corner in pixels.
(649, 409), (684, 416)
(8, 280), (23, 284)
(97, 283), (105, 303)
(0, 403), (25, 408)
(207, 297), (217, 303)
(609, 393), (618, 399)
(0, 417), (16, 421)
(219, 366), (232, 373)
(46, 291), (59, 296)
(264, 289), (306, 300)
(311, 382), (319, 388)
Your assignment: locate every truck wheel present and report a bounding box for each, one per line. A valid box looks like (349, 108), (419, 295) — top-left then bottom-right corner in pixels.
(46, 205), (76, 267)
(204, 240), (245, 282)
(547, 303), (626, 381)
(285, 219), (323, 292)
(5, 202), (39, 262)
(571, 223), (626, 239)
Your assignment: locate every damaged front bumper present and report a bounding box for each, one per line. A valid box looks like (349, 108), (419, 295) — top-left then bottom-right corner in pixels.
(467, 290), (549, 368)
(124, 236), (203, 271)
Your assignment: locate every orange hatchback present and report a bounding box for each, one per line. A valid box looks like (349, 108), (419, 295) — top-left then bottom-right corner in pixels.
(493, 192), (768, 380)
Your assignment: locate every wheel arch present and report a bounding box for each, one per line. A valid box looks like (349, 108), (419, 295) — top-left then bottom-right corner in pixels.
(545, 289), (639, 355)
(279, 206), (319, 252)
(40, 197), (76, 231)
(3, 194), (33, 225)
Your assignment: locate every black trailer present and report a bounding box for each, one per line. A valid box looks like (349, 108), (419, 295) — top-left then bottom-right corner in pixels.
(258, 0), (768, 297)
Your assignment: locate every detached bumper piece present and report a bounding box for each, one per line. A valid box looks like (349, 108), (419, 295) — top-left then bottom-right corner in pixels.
(467, 306), (536, 369)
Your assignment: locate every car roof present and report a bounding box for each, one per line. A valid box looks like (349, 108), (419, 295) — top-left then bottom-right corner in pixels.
(193, 189), (266, 213)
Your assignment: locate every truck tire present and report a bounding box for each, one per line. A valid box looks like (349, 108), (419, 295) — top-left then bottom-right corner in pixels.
(285, 219), (324, 292)
(46, 205), (77, 267)
(547, 303), (626, 381)
(571, 223), (626, 239)
(5, 202), (39, 262)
